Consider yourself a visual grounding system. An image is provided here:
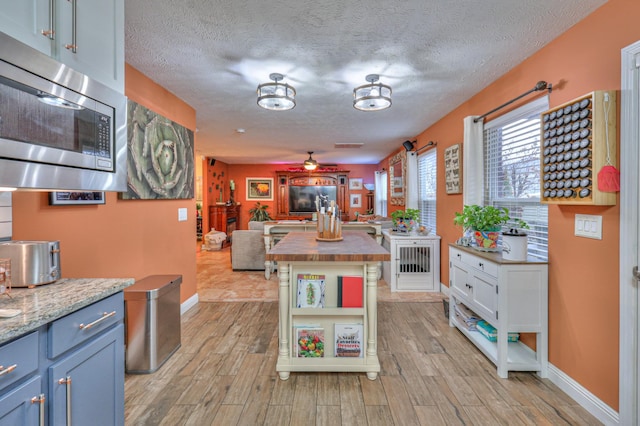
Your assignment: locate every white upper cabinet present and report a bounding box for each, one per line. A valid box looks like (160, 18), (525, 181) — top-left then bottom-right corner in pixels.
(0, 0), (124, 93)
(0, 0), (51, 54)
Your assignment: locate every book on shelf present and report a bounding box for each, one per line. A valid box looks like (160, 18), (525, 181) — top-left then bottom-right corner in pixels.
(475, 320), (520, 342)
(335, 323), (364, 358)
(295, 327), (325, 358)
(337, 275), (363, 308)
(296, 274), (326, 308)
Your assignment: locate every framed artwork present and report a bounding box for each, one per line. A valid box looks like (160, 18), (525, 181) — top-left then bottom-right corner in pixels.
(349, 178), (363, 190)
(350, 193), (362, 208)
(246, 178), (274, 201)
(49, 192), (106, 205)
(445, 144), (462, 194)
(120, 100), (195, 200)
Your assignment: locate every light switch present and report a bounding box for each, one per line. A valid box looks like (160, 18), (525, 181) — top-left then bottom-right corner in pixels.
(178, 208), (188, 222)
(575, 214), (602, 239)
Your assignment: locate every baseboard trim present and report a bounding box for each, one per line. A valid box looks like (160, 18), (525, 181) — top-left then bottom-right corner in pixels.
(181, 293), (199, 315)
(547, 363), (619, 425)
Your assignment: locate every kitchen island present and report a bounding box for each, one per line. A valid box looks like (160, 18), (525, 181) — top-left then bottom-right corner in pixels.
(0, 277), (134, 424)
(266, 231), (389, 380)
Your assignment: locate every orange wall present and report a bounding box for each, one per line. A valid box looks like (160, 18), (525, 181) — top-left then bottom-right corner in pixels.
(391, 0), (638, 410)
(12, 64), (198, 304)
(204, 163), (377, 228)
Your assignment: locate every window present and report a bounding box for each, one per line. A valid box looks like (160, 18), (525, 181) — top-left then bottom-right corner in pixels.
(375, 170), (387, 217)
(483, 97), (548, 260)
(418, 149), (437, 232)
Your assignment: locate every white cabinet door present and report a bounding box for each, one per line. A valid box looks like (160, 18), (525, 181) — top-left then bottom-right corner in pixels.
(0, 0), (51, 54)
(450, 260), (472, 303)
(469, 270), (497, 323)
(55, 0), (124, 92)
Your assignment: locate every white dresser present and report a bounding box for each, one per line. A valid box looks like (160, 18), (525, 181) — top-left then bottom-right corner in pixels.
(382, 230), (441, 292)
(448, 244), (548, 378)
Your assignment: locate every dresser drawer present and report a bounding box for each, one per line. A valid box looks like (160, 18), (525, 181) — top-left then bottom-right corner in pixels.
(48, 292), (124, 359)
(0, 331), (39, 393)
(451, 247), (498, 278)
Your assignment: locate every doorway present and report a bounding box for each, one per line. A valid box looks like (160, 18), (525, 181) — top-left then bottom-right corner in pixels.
(620, 39), (640, 425)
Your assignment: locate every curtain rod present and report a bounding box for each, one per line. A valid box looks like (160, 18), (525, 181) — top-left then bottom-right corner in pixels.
(473, 81), (552, 123)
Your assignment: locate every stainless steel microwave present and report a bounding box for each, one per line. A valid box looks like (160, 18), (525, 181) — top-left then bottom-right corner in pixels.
(0, 32), (127, 191)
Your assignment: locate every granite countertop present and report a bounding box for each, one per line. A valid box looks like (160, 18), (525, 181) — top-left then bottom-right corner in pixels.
(266, 231), (390, 262)
(0, 277), (135, 344)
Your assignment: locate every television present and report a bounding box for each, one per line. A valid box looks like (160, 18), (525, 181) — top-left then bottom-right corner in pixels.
(289, 185), (337, 213)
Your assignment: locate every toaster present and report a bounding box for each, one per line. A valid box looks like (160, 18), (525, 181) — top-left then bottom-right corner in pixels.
(0, 240), (61, 287)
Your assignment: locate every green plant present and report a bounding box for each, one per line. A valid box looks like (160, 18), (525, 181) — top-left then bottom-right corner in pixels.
(453, 205), (528, 232)
(248, 202), (272, 222)
(391, 208), (420, 226)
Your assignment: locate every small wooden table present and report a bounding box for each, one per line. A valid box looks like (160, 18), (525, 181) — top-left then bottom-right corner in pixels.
(267, 232), (390, 380)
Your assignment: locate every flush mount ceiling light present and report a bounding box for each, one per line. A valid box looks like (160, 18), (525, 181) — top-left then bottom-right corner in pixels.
(257, 73), (296, 111)
(353, 74), (392, 112)
(303, 151), (318, 171)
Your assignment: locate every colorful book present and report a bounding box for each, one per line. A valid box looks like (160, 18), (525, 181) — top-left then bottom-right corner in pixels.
(340, 276), (363, 308)
(295, 327), (325, 358)
(337, 276), (343, 306)
(335, 323), (364, 358)
(296, 274), (326, 308)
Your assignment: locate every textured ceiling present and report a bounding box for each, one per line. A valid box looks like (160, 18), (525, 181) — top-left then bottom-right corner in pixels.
(124, 0), (606, 166)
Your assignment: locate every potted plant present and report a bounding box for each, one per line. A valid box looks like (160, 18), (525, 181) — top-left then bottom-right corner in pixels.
(453, 205), (528, 251)
(248, 201), (272, 222)
(391, 208), (420, 233)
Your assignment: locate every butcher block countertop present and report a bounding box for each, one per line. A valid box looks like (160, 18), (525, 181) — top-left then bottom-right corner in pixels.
(266, 231), (390, 262)
(0, 277), (134, 344)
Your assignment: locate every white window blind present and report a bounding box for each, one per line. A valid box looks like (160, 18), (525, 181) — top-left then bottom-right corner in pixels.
(375, 171), (387, 217)
(484, 97), (548, 260)
(418, 149), (436, 232)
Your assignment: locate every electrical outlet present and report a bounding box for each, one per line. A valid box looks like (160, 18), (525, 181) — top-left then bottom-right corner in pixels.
(575, 214), (602, 239)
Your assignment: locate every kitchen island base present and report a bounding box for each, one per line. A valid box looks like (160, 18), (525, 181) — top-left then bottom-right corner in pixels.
(267, 232), (389, 381)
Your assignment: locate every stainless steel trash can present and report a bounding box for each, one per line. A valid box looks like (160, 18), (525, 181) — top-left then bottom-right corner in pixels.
(124, 274), (182, 373)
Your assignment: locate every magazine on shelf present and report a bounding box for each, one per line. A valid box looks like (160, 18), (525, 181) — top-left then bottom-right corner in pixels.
(295, 327), (325, 358)
(475, 320), (520, 342)
(337, 275), (363, 308)
(334, 323), (364, 358)
(296, 274), (326, 308)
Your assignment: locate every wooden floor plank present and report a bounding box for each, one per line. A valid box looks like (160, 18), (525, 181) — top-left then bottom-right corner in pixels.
(365, 405), (395, 426)
(317, 373), (341, 406)
(290, 374), (318, 425)
(414, 405), (447, 426)
(380, 375), (420, 425)
(339, 374), (368, 426)
(317, 405), (343, 425)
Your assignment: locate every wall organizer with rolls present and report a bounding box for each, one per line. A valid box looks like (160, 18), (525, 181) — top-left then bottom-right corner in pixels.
(540, 91), (617, 205)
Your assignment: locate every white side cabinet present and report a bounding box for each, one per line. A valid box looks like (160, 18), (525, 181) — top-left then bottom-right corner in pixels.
(448, 244), (548, 378)
(382, 230), (441, 292)
(0, 0), (125, 92)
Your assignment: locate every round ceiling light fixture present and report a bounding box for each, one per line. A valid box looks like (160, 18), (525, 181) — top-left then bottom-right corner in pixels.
(353, 74), (392, 112)
(257, 73), (296, 111)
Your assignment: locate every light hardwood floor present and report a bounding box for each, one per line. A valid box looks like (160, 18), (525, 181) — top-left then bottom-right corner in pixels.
(124, 247), (602, 425)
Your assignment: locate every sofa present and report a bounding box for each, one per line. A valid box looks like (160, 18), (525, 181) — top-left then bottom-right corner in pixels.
(231, 221), (267, 271)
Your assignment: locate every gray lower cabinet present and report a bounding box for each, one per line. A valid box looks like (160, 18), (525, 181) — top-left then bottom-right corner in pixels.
(0, 376), (43, 425)
(49, 324), (124, 426)
(0, 291), (125, 425)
